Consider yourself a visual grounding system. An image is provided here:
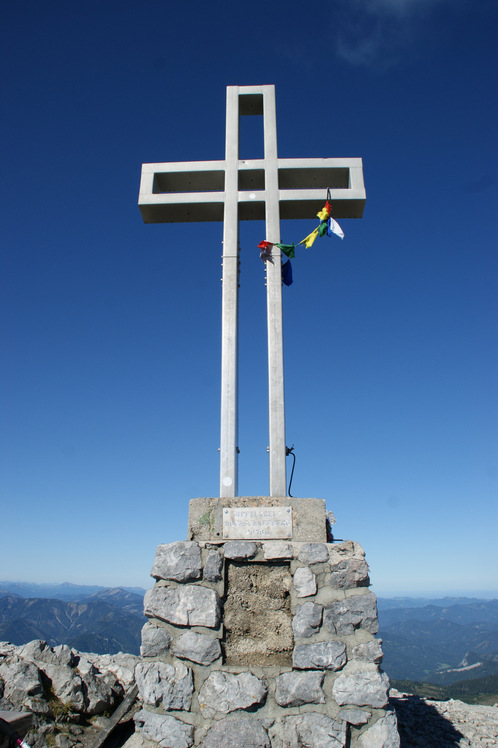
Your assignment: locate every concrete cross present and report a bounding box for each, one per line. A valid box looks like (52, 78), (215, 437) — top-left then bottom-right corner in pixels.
(138, 84), (365, 499)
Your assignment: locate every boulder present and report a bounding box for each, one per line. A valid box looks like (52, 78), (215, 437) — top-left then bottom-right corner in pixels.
(151, 542), (202, 583)
(145, 586), (221, 628)
(292, 602), (323, 639)
(200, 717), (271, 748)
(135, 661), (193, 710)
(275, 671), (325, 707)
(198, 671), (267, 717)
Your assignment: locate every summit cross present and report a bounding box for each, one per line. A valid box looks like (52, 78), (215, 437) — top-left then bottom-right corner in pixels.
(138, 84), (365, 499)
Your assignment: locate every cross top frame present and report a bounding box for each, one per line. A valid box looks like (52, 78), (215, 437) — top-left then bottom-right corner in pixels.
(139, 84), (365, 499)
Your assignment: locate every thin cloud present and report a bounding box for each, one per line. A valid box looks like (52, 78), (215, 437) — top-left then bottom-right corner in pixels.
(331, 0), (462, 68)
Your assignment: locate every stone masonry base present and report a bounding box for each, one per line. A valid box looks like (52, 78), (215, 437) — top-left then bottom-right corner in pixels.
(134, 498), (400, 748)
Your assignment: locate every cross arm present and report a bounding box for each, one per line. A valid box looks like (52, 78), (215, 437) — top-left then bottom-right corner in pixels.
(138, 157), (365, 224)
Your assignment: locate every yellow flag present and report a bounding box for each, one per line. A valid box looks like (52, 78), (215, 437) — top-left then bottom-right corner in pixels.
(299, 227), (319, 249)
(316, 206), (330, 221)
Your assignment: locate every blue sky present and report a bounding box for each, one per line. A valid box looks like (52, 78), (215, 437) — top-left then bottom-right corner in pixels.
(2, 0), (497, 596)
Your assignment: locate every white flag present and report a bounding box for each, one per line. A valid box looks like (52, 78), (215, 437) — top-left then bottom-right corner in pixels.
(328, 216), (344, 239)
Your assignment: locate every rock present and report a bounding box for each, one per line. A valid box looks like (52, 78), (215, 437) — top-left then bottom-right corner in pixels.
(151, 541), (202, 582)
(390, 689), (498, 748)
(198, 671), (267, 717)
(324, 592), (378, 635)
(329, 558), (370, 588)
(292, 601), (323, 638)
(263, 541), (294, 559)
(54, 734), (75, 747)
(278, 712), (347, 748)
(19, 640), (74, 668)
(145, 585), (221, 628)
(38, 661), (86, 712)
(223, 541), (258, 560)
(172, 631), (221, 665)
(134, 708), (194, 748)
(333, 668), (390, 708)
(76, 658), (122, 715)
(275, 670), (325, 707)
(0, 654), (45, 707)
(352, 640), (384, 664)
(81, 651), (139, 687)
(359, 710), (400, 747)
(203, 550), (223, 581)
(135, 661), (193, 710)
(293, 641), (347, 671)
(293, 567), (317, 597)
(338, 708), (371, 725)
(200, 717), (271, 748)
(140, 622), (172, 657)
(298, 543), (330, 564)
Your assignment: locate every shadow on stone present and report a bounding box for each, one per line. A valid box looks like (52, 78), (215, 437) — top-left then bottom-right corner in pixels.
(391, 693), (465, 747)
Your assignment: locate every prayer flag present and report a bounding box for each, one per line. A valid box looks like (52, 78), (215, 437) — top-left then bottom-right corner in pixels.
(299, 227), (319, 249)
(327, 216), (344, 239)
(276, 242), (295, 259)
(281, 260), (293, 286)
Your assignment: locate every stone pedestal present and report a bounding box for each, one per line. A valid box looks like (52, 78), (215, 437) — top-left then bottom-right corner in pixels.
(135, 498), (399, 748)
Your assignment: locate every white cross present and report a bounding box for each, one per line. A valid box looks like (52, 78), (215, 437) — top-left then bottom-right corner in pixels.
(139, 85), (365, 499)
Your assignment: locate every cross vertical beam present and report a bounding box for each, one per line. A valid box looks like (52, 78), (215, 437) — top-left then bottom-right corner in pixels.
(262, 87), (286, 497)
(219, 87), (240, 498)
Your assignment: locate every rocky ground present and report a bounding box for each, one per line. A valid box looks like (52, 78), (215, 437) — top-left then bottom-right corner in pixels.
(1, 640), (497, 747)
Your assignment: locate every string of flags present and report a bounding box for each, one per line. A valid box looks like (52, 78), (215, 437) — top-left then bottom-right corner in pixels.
(258, 190), (344, 286)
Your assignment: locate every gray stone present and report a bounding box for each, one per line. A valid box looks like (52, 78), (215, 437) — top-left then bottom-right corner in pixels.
(293, 567), (317, 597)
(140, 622), (172, 657)
(298, 543), (329, 564)
(199, 671), (267, 717)
(275, 671), (325, 707)
(135, 661), (193, 710)
(203, 549), (223, 581)
(0, 655), (45, 706)
(329, 559), (370, 588)
(134, 709), (194, 748)
(324, 592), (378, 635)
(352, 640), (384, 664)
(76, 656), (122, 715)
(200, 717), (271, 748)
(338, 708), (371, 725)
(359, 711), (400, 748)
(223, 541), (258, 559)
(145, 585), (221, 628)
(293, 641), (347, 671)
(332, 669), (390, 708)
(39, 661), (86, 712)
(292, 602), (323, 638)
(151, 541), (202, 582)
(263, 541), (294, 559)
(279, 713), (347, 748)
(54, 735), (74, 748)
(172, 631), (221, 665)
(19, 640), (74, 667)
(81, 651), (138, 687)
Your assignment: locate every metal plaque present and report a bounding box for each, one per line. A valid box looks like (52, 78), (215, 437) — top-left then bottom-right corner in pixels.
(223, 506), (292, 540)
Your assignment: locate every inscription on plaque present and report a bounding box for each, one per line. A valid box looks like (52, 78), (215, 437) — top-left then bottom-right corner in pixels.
(223, 506), (292, 540)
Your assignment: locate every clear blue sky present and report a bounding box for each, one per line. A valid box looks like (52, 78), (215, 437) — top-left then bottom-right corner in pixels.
(2, 0), (497, 596)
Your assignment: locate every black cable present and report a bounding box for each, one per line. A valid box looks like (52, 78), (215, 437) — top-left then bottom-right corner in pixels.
(286, 446), (296, 497)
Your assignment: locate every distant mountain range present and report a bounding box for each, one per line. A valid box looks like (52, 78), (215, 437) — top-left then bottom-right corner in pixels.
(377, 597), (498, 685)
(0, 580), (147, 601)
(1, 582), (497, 686)
(0, 583), (147, 655)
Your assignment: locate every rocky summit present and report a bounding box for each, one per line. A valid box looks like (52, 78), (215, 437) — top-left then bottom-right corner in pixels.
(1, 640), (498, 747)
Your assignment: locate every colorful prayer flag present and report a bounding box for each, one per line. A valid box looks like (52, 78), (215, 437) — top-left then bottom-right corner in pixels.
(281, 259), (293, 286)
